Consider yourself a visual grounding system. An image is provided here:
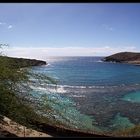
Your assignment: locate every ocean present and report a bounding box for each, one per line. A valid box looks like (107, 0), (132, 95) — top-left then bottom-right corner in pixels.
(29, 56), (140, 134)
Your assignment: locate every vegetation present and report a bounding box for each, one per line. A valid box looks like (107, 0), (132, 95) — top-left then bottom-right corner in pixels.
(0, 54), (58, 132)
(0, 55), (46, 68)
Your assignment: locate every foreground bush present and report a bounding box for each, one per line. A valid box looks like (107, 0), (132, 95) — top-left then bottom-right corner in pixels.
(0, 55), (56, 132)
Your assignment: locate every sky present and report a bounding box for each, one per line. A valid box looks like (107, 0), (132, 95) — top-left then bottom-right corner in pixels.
(0, 3), (140, 59)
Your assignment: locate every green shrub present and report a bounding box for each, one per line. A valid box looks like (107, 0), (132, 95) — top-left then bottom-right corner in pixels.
(0, 55), (56, 131)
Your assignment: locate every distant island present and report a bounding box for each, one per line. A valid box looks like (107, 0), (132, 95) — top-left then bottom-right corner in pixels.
(102, 52), (140, 65)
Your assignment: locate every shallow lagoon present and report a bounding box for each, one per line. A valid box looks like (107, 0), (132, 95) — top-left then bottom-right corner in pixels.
(122, 90), (140, 103)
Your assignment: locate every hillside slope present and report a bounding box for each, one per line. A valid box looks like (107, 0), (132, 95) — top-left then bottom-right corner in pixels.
(102, 52), (140, 65)
(0, 56), (47, 68)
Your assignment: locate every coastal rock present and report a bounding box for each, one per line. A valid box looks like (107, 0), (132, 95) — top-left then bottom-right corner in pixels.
(102, 52), (140, 65)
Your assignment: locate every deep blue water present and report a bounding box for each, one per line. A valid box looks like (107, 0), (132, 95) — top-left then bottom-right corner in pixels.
(33, 56), (140, 86)
(29, 57), (140, 134)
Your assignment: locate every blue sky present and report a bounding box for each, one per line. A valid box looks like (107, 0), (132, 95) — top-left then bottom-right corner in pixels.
(0, 3), (140, 59)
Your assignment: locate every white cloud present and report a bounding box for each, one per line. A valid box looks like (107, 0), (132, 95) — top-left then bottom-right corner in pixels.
(8, 25), (12, 29)
(102, 24), (114, 31)
(0, 22), (6, 25)
(0, 22), (13, 29)
(1, 45), (137, 61)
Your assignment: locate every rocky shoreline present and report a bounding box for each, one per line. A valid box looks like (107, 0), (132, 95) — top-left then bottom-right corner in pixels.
(0, 116), (52, 137)
(102, 52), (140, 65)
(0, 115), (111, 137)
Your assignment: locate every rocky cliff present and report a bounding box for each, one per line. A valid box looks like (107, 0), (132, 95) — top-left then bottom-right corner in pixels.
(102, 52), (140, 65)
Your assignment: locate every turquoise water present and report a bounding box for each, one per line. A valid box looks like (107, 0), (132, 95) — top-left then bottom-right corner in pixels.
(110, 113), (135, 131)
(29, 86), (102, 133)
(28, 57), (140, 134)
(122, 91), (140, 103)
